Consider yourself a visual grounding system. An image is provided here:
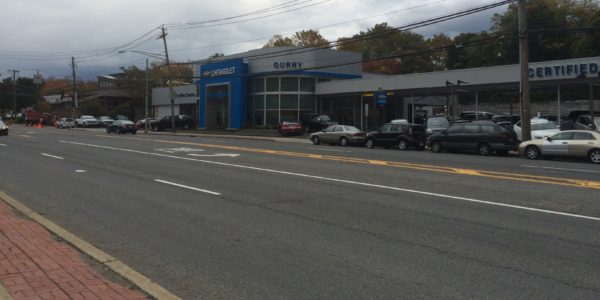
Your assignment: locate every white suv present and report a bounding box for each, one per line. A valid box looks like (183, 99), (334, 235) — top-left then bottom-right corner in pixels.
(77, 115), (100, 127)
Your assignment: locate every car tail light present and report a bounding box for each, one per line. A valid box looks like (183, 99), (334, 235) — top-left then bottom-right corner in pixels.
(353, 132), (365, 136)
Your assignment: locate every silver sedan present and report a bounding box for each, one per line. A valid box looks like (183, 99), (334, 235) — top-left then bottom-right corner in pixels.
(519, 130), (600, 164)
(309, 125), (366, 146)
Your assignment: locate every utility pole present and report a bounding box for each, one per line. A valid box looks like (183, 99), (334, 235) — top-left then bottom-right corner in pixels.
(589, 78), (596, 130)
(518, 0), (532, 141)
(70, 57), (78, 110)
(159, 25), (176, 133)
(7, 69), (20, 119)
(145, 58), (149, 134)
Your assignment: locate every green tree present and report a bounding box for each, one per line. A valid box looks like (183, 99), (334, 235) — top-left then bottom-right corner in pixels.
(263, 30), (329, 48)
(338, 23), (433, 74)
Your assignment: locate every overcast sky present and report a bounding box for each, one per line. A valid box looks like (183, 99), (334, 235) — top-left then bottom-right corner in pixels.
(1, 0), (509, 81)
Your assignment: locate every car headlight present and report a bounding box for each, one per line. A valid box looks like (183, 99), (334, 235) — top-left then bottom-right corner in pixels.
(426, 128), (432, 135)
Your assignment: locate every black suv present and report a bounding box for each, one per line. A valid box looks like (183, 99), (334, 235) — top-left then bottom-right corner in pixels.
(150, 115), (194, 131)
(304, 114), (337, 132)
(427, 122), (518, 156)
(366, 123), (426, 150)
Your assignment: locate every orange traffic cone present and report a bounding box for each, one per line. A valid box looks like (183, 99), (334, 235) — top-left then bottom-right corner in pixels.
(37, 122), (42, 128)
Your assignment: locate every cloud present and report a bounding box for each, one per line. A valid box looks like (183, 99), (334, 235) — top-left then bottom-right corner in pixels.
(0, 0), (509, 80)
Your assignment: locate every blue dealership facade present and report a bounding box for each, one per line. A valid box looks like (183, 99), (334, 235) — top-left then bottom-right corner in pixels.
(193, 47), (362, 129)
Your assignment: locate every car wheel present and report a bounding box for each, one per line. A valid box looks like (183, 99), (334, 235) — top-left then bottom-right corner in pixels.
(312, 136), (320, 145)
(106, 128), (110, 134)
(132, 131), (137, 135)
(397, 139), (408, 151)
(588, 148), (600, 164)
(152, 126), (158, 132)
(477, 143), (491, 156)
(340, 137), (349, 147)
(184, 123), (190, 130)
(366, 138), (375, 149)
(525, 145), (540, 160)
(431, 141), (442, 153)
(117, 129), (122, 134)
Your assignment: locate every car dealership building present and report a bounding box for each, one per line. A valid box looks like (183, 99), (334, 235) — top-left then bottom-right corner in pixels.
(189, 47), (599, 130)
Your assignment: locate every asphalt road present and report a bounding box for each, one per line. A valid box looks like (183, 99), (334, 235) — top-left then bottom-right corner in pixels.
(1, 125), (600, 299)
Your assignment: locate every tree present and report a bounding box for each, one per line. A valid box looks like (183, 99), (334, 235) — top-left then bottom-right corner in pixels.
(263, 30), (329, 48)
(490, 0), (600, 63)
(209, 53), (224, 58)
(337, 23), (433, 74)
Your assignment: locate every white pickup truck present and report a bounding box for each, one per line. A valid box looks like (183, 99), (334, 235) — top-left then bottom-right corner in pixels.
(76, 115), (100, 127)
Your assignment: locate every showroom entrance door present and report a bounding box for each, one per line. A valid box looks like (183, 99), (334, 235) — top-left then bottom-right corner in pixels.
(205, 84), (230, 129)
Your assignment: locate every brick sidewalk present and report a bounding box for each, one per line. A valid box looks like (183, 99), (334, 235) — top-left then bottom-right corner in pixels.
(0, 201), (147, 300)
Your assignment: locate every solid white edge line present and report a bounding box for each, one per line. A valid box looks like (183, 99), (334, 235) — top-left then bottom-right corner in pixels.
(155, 179), (221, 196)
(0, 144), (6, 147)
(59, 140), (600, 222)
(41, 153), (64, 160)
(521, 165), (600, 174)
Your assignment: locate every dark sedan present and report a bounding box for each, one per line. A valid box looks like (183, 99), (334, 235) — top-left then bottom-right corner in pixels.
(106, 120), (137, 134)
(366, 123), (426, 150)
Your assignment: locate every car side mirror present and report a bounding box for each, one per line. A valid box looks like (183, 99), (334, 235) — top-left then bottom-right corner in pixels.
(546, 137), (552, 142)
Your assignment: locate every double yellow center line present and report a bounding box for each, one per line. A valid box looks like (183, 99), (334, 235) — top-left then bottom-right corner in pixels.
(102, 135), (600, 190)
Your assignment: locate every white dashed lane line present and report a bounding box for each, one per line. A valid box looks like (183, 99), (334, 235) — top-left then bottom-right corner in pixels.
(41, 153), (64, 160)
(154, 179), (221, 196)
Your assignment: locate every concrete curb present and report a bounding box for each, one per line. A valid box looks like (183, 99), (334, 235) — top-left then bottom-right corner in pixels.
(0, 190), (180, 300)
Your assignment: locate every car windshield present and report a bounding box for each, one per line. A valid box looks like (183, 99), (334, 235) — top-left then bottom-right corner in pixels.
(121, 121), (134, 125)
(65, 118), (74, 122)
(318, 115), (330, 121)
(428, 118), (449, 127)
(531, 122), (556, 130)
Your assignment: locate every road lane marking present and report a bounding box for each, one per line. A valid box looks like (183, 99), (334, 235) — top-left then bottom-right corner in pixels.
(154, 147), (205, 154)
(95, 135), (600, 190)
(60, 140), (600, 222)
(308, 147), (352, 153)
(75, 170), (87, 173)
(18, 135), (34, 139)
(0, 190), (181, 300)
(521, 165), (600, 174)
(154, 179), (221, 195)
(0, 144), (6, 147)
(41, 153), (64, 160)
(188, 153), (240, 158)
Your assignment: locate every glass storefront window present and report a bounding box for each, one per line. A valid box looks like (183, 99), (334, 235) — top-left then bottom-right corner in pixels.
(300, 95), (316, 110)
(254, 78), (264, 93)
(254, 110), (264, 126)
(266, 110), (279, 127)
(254, 95), (265, 109)
(281, 77), (299, 91)
(317, 78), (331, 83)
(281, 95), (298, 109)
(280, 110), (298, 122)
(300, 78), (315, 92)
(266, 95), (279, 109)
(266, 78), (279, 92)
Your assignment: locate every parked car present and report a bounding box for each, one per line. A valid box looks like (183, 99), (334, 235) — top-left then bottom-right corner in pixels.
(135, 118), (156, 129)
(277, 121), (303, 136)
(520, 130), (600, 164)
(459, 111), (494, 121)
(493, 114), (520, 125)
(77, 115), (99, 127)
(390, 119), (409, 125)
(513, 118), (560, 142)
(309, 125), (366, 146)
(366, 123), (426, 150)
(55, 118), (75, 129)
(428, 122), (519, 156)
(0, 120), (8, 136)
(572, 115), (600, 132)
(561, 110), (600, 130)
(426, 116), (450, 136)
(106, 120), (137, 134)
(305, 115), (337, 132)
(98, 116), (115, 127)
(150, 115), (194, 131)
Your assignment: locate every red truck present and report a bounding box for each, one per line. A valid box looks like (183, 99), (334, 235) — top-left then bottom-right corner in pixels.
(25, 107), (65, 126)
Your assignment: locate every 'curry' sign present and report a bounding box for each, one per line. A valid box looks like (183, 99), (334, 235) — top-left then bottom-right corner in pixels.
(273, 61), (303, 70)
(529, 62), (599, 79)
